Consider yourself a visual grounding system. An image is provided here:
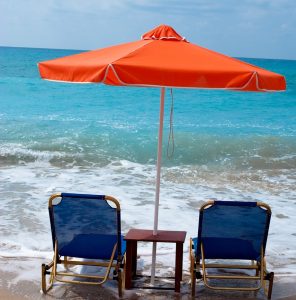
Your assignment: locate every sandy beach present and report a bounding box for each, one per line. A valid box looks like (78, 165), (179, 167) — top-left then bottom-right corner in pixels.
(1, 256), (296, 300)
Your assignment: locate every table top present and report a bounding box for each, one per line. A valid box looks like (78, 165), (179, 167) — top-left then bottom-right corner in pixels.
(124, 229), (186, 243)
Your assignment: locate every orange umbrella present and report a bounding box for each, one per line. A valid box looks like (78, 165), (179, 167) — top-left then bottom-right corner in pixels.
(39, 25), (285, 91)
(38, 24), (286, 282)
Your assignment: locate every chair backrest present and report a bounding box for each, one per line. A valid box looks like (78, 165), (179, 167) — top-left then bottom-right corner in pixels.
(197, 201), (271, 261)
(48, 193), (122, 260)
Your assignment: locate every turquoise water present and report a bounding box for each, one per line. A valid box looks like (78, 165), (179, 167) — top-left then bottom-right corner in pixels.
(1, 46), (295, 169)
(0, 46), (296, 275)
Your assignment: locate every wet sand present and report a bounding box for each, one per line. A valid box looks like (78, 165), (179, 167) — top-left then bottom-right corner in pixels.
(1, 257), (296, 300)
(2, 279), (296, 300)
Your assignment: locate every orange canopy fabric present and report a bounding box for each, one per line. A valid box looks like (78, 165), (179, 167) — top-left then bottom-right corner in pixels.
(38, 25), (286, 92)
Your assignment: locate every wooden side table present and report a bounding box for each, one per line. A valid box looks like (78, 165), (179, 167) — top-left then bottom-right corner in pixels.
(124, 229), (187, 292)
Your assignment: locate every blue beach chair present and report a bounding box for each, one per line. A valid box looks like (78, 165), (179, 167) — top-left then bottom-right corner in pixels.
(190, 200), (274, 298)
(42, 193), (126, 297)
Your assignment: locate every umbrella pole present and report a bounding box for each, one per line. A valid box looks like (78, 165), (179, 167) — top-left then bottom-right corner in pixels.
(151, 87), (165, 284)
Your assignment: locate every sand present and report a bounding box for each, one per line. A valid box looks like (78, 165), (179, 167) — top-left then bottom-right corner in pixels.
(1, 257), (296, 300)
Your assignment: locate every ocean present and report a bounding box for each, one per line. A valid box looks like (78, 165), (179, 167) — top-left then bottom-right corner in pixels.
(0, 46), (296, 279)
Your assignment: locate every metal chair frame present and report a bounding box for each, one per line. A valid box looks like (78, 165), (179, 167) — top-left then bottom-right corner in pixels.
(41, 193), (125, 297)
(190, 200), (274, 299)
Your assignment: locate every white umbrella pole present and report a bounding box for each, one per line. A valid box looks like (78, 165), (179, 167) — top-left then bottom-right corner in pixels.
(151, 87), (165, 284)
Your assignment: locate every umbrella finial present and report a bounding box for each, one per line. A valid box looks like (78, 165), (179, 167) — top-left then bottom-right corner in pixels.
(141, 24), (188, 42)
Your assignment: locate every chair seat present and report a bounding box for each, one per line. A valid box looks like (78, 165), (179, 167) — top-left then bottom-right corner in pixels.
(192, 237), (260, 260)
(59, 234), (126, 260)
(43, 193), (125, 297)
(190, 201), (273, 298)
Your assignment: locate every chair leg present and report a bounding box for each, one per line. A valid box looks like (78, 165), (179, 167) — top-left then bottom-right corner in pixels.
(41, 263), (47, 294)
(42, 241), (59, 294)
(41, 262), (54, 294)
(267, 272), (274, 299)
(121, 255), (126, 291)
(192, 258), (202, 297)
(117, 269), (123, 298)
(189, 239), (196, 296)
(191, 266), (196, 296)
(114, 256), (125, 298)
(262, 255), (274, 299)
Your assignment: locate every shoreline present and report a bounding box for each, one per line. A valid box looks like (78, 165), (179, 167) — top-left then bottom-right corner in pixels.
(1, 257), (296, 300)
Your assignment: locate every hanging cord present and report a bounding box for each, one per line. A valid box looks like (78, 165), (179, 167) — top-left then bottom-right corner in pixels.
(166, 88), (175, 159)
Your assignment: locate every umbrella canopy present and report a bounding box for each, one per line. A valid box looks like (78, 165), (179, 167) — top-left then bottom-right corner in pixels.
(38, 24), (286, 283)
(39, 24), (285, 91)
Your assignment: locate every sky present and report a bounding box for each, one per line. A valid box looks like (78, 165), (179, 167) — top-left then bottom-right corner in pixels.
(1, 0), (295, 60)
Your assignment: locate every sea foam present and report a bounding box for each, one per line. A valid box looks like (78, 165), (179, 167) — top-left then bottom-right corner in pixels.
(0, 46), (296, 284)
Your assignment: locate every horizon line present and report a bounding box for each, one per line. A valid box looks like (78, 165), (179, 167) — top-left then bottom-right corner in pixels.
(0, 44), (295, 62)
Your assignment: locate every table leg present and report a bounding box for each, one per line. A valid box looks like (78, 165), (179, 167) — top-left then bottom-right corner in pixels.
(125, 240), (135, 289)
(175, 242), (183, 292)
(131, 241), (137, 278)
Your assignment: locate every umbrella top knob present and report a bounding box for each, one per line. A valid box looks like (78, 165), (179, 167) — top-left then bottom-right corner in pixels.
(141, 24), (188, 42)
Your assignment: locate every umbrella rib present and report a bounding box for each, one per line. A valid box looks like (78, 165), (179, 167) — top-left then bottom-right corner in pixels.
(233, 71), (258, 90)
(101, 40), (155, 84)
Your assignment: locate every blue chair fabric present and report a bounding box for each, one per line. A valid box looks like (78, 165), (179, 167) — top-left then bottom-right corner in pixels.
(49, 193), (125, 260)
(194, 201), (271, 261)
